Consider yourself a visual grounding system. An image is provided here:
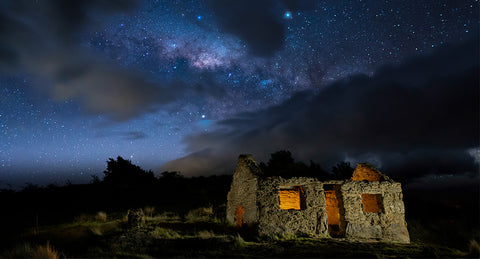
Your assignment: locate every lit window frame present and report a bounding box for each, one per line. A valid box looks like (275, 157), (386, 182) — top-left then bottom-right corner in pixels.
(279, 186), (304, 210)
(361, 193), (384, 213)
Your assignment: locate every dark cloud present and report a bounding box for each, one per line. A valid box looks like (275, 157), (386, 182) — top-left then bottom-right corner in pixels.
(163, 39), (479, 179)
(405, 172), (479, 190)
(96, 131), (147, 140)
(0, 0), (137, 68)
(206, 0), (314, 57)
(0, 0), (223, 121)
(124, 131), (147, 140)
(37, 0), (137, 40)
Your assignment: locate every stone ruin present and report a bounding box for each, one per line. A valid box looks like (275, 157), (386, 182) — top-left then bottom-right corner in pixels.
(226, 154), (410, 243)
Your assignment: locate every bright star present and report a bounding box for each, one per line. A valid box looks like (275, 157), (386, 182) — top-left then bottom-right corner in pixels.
(197, 15), (202, 20)
(201, 114), (206, 119)
(284, 11), (292, 18)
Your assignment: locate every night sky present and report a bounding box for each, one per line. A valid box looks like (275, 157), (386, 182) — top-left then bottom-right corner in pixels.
(0, 0), (478, 188)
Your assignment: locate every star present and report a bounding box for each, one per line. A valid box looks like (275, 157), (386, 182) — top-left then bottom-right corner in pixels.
(0, 0), (477, 187)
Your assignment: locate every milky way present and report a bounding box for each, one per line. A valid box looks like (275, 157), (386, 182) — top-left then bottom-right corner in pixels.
(0, 0), (478, 187)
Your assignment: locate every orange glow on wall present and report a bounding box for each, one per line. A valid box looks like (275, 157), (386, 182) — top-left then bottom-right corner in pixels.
(351, 163), (382, 181)
(325, 190), (340, 226)
(279, 187), (302, 210)
(234, 206), (245, 227)
(361, 194), (384, 213)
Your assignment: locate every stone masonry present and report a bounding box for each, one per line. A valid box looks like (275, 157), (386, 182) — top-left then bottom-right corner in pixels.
(226, 154), (410, 243)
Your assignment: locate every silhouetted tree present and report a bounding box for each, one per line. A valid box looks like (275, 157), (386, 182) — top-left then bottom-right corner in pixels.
(266, 150), (295, 172)
(103, 156), (155, 185)
(160, 171), (183, 179)
(260, 150), (328, 178)
(90, 174), (101, 184)
(22, 182), (40, 192)
(332, 161), (354, 179)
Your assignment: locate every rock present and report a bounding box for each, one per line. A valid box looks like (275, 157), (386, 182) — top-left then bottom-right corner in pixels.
(127, 208), (145, 228)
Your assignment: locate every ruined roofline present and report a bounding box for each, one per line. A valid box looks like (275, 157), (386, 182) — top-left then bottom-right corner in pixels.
(237, 154), (264, 177)
(351, 163), (393, 182)
(237, 154), (395, 182)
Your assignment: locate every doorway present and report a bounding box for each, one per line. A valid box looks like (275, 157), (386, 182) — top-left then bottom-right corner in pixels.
(234, 206), (245, 227)
(324, 184), (345, 237)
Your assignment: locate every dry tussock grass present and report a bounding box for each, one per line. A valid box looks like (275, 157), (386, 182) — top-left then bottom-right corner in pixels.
(197, 230), (217, 239)
(95, 211), (107, 222)
(468, 239), (480, 257)
(185, 206), (213, 222)
(154, 211), (182, 222)
(34, 241), (61, 259)
(143, 206), (155, 217)
(4, 241), (62, 259)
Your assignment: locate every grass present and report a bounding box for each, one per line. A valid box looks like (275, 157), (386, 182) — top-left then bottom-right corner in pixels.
(0, 207), (472, 258)
(94, 211), (107, 223)
(184, 206), (214, 222)
(468, 239), (480, 257)
(143, 206), (155, 218)
(3, 241), (63, 259)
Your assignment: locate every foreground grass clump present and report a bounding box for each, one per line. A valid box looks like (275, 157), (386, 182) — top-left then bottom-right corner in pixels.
(94, 211), (107, 223)
(185, 206), (214, 222)
(468, 239), (480, 257)
(3, 241), (62, 259)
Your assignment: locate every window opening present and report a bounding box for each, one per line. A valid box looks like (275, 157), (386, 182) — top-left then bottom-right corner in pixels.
(361, 194), (384, 213)
(279, 186), (304, 210)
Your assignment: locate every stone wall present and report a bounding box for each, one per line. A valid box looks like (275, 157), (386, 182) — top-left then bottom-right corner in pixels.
(226, 155), (261, 226)
(341, 180), (410, 243)
(351, 163), (389, 181)
(227, 155), (410, 243)
(256, 177), (339, 237)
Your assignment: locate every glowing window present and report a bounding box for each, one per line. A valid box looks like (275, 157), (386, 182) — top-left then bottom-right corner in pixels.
(361, 194), (384, 213)
(279, 186), (303, 210)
